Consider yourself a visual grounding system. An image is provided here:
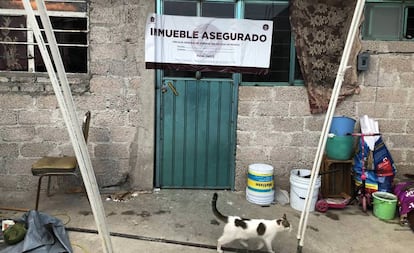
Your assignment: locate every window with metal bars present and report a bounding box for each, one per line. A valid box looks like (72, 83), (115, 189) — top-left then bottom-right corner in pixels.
(0, 0), (88, 73)
(363, 0), (414, 41)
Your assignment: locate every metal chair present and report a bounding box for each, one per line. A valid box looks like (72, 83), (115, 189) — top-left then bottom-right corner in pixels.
(32, 111), (91, 210)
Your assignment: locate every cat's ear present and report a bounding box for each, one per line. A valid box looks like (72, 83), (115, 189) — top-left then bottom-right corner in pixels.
(283, 213), (287, 219)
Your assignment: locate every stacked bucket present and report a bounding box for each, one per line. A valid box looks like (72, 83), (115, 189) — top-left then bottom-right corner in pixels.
(246, 163), (274, 206)
(326, 116), (356, 160)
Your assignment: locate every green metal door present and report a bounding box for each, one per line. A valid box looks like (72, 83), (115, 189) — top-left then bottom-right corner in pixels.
(156, 78), (236, 188)
(155, 0), (238, 189)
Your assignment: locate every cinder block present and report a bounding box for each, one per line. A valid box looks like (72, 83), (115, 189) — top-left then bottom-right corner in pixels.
(388, 134), (414, 149)
(290, 132), (320, 147)
(94, 143), (130, 159)
(380, 56), (412, 72)
(377, 71), (400, 87)
(90, 76), (123, 95)
(90, 43), (126, 61)
(89, 6), (125, 25)
(0, 94), (33, 109)
(93, 110), (128, 127)
(0, 158), (6, 174)
(236, 146), (270, 161)
(20, 142), (56, 158)
(275, 87), (307, 102)
(1, 127), (35, 141)
(390, 105), (414, 119)
(111, 127), (137, 142)
(356, 102), (391, 118)
(5, 159), (35, 175)
(89, 61), (111, 75)
(91, 158), (119, 175)
(18, 110), (54, 125)
(36, 127), (69, 142)
(377, 88), (409, 103)
(400, 72), (414, 88)
(406, 150), (414, 163)
(289, 101), (311, 116)
(35, 96), (59, 109)
(376, 119), (407, 133)
(0, 110), (18, 125)
(256, 101), (289, 116)
(272, 117), (304, 132)
(255, 132), (292, 147)
(407, 120), (414, 134)
(349, 86), (377, 102)
(239, 87), (275, 101)
(237, 116), (274, 131)
(269, 146), (301, 162)
(88, 127), (111, 142)
(16, 175), (38, 191)
(0, 143), (19, 158)
(74, 95), (107, 111)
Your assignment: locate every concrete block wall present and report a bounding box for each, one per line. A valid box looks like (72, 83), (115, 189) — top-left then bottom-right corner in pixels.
(1, 1), (413, 195)
(235, 41), (414, 191)
(0, 0), (155, 193)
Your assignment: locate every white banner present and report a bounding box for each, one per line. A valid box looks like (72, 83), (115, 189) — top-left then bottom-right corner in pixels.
(145, 14), (273, 70)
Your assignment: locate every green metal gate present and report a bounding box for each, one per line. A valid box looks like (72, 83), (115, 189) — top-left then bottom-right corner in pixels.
(156, 77), (237, 189)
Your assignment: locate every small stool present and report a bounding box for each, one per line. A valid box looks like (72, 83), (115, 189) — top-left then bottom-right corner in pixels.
(320, 155), (353, 198)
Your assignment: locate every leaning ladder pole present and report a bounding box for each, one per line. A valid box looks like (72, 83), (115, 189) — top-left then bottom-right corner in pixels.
(296, 1), (365, 252)
(22, 1), (114, 252)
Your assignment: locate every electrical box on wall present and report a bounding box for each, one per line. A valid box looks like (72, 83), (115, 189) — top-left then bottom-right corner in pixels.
(357, 52), (370, 71)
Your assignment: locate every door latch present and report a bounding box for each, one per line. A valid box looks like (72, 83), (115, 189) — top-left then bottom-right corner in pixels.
(161, 84), (168, 93)
(167, 82), (179, 96)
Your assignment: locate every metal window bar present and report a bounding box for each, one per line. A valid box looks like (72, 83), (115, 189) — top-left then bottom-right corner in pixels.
(1, 41), (88, 47)
(0, 9), (87, 18)
(0, 3), (88, 73)
(0, 27), (88, 33)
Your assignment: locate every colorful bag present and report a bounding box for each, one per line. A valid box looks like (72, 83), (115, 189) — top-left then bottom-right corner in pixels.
(394, 182), (414, 216)
(353, 136), (396, 192)
(373, 137), (396, 177)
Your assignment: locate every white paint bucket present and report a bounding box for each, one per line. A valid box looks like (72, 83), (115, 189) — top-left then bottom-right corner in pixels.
(290, 169), (321, 212)
(246, 163), (274, 205)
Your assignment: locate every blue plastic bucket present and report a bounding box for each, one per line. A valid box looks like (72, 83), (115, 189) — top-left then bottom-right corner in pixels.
(330, 116), (356, 136)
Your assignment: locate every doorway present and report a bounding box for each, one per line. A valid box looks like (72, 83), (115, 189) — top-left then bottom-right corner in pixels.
(155, 0), (238, 189)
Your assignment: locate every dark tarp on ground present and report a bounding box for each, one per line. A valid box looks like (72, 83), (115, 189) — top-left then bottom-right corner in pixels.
(290, 0), (361, 114)
(0, 210), (72, 253)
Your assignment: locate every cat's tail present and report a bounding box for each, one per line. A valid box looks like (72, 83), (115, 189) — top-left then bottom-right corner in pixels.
(212, 193), (228, 223)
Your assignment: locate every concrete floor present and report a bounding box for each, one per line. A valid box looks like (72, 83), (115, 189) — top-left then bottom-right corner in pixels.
(0, 189), (413, 253)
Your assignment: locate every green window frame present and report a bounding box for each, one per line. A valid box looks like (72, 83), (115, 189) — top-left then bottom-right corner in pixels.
(363, 0), (414, 41)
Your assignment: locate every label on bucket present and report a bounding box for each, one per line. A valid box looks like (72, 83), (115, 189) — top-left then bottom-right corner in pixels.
(247, 171), (274, 192)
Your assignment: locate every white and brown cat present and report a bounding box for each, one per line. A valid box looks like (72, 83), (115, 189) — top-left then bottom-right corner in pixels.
(212, 192), (291, 253)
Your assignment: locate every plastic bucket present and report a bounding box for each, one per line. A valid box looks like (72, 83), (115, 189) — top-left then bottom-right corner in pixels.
(330, 116), (356, 136)
(290, 169), (321, 212)
(326, 135), (354, 160)
(246, 163), (274, 205)
(372, 191), (397, 220)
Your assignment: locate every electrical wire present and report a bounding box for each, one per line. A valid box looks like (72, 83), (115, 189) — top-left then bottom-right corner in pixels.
(51, 213), (72, 226)
(71, 242), (89, 253)
(65, 226), (269, 253)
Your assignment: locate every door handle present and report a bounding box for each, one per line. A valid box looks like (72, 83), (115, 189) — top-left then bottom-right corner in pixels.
(167, 82), (179, 96)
